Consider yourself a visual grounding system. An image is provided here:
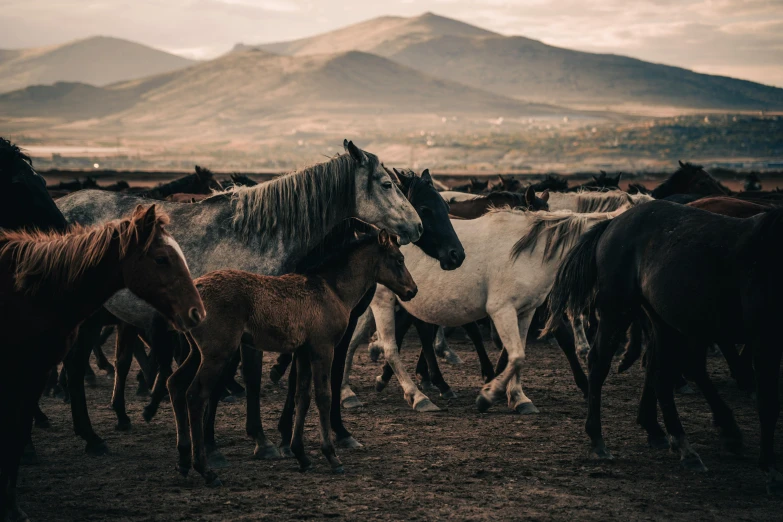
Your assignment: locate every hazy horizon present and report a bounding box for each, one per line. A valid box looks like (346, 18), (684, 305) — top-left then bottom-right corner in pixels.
(2, 1), (782, 88)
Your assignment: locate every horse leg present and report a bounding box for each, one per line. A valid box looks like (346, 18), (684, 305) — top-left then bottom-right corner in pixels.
(64, 312), (108, 455)
(269, 353), (292, 386)
(110, 323), (139, 431)
(550, 316), (588, 397)
(377, 307), (414, 391)
(238, 343), (278, 460)
(752, 340), (783, 493)
(414, 320), (456, 400)
(220, 349), (245, 399)
(476, 308), (536, 414)
(133, 343), (153, 397)
(373, 289), (436, 411)
(291, 350), (313, 472)
(142, 318), (176, 422)
(203, 353), (233, 470)
(462, 321), (494, 383)
(340, 308), (374, 410)
(84, 356), (97, 388)
(490, 320), (503, 351)
(584, 314), (631, 460)
(570, 313), (591, 361)
(167, 343), (200, 477)
(93, 326), (116, 377)
(311, 345), (343, 473)
(277, 355), (297, 458)
(637, 359), (668, 449)
(434, 326), (463, 365)
(719, 342), (755, 391)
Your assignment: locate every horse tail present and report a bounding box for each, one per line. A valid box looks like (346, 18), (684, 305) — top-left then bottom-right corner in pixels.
(542, 219), (611, 336)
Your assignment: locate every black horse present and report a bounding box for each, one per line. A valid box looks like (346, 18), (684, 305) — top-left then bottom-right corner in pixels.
(0, 138), (68, 522)
(547, 200), (783, 494)
(566, 171), (622, 192)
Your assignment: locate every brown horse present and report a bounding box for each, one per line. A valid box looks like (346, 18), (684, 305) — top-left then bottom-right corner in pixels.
(167, 229), (417, 486)
(448, 187), (549, 219)
(0, 205), (205, 520)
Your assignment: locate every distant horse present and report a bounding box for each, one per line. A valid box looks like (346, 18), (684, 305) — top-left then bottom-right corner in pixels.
(169, 229), (417, 485)
(566, 171), (622, 192)
(57, 140), (422, 454)
(451, 177), (489, 194)
(0, 205), (204, 521)
(143, 165), (222, 200)
(546, 200), (783, 493)
(650, 161), (731, 199)
(493, 174), (522, 192)
(343, 207), (630, 413)
(529, 174), (569, 193)
(744, 173), (762, 192)
(448, 187), (549, 219)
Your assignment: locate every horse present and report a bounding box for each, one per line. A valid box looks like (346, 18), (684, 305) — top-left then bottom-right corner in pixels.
(744, 173), (762, 192)
(565, 171), (622, 192)
(545, 200), (783, 493)
(451, 177), (489, 194)
(448, 187), (549, 219)
(56, 140), (422, 455)
(142, 165), (222, 200)
(342, 207), (630, 413)
(529, 174), (569, 193)
(169, 229), (418, 485)
(0, 204), (205, 521)
(493, 174), (522, 192)
(650, 161), (731, 199)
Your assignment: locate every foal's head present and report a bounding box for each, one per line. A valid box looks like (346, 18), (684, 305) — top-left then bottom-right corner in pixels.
(122, 205), (206, 331)
(374, 229), (418, 302)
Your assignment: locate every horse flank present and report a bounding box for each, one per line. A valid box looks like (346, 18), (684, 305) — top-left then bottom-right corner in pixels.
(0, 212), (168, 294)
(222, 153), (359, 246)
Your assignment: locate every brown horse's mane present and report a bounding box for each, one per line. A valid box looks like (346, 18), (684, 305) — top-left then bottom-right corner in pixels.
(0, 207), (169, 294)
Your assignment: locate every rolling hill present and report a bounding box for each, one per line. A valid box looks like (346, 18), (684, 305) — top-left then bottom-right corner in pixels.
(252, 12), (783, 111)
(0, 36), (195, 94)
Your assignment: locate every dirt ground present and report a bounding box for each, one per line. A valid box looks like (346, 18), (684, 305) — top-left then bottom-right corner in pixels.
(20, 331), (783, 521)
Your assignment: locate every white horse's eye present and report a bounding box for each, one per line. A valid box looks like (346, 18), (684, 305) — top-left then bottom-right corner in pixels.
(382, 182), (393, 190)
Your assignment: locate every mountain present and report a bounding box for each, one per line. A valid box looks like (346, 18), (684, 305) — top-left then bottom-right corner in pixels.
(0, 36), (195, 94)
(252, 13), (783, 111)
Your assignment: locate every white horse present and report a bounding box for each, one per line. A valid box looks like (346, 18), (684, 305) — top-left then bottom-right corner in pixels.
(440, 191), (482, 203)
(341, 206), (631, 413)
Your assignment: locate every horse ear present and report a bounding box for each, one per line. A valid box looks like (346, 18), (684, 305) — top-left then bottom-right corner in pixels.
(344, 140), (367, 164)
(679, 160), (685, 168)
(383, 164), (400, 184)
(541, 189), (550, 202)
(420, 169), (433, 185)
(498, 174), (505, 183)
(378, 229), (390, 246)
(133, 205), (159, 245)
(592, 175), (600, 183)
(524, 185), (535, 205)
(614, 172), (622, 183)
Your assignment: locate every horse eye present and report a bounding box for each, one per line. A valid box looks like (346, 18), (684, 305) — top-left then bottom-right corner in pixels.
(419, 207), (432, 215)
(397, 258), (404, 267)
(382, 182), (392, 190)
(155, 256), (170, 265)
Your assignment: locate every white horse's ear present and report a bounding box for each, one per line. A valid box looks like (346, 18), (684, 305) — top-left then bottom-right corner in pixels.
(344, 140), (367, 164)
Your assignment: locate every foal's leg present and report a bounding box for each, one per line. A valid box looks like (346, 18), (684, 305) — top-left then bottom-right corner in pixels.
(167, 344), (201, 477)
(203, 351), (238, 470)
(277, 354), (297, 457)
(340, 308), (375, 410)
(752, 340), (783, 493)
(291, 350), (313, 472)
(269, 353), (292, 385)
(547, 316), (588, 397)
(111, 322), (140, 431)
(476, 308), (536, 414)
(241, 344), (280, 459)
(463, 321), (495, 383)
(311, 345), (344, 473)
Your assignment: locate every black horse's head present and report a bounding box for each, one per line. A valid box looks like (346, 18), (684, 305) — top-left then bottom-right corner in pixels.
(0, 138), (67, 232)
(390, 167), (465, 271)
(652, 161), (731, 199)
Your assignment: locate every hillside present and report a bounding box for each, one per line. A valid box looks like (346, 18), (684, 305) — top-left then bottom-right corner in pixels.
(253, 13), (783, 111)
(0, 36), (195, 94)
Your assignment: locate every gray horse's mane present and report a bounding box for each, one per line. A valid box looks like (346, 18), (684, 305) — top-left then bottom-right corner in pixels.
(221, 153), (359, 245)
(510, 210), (610, 262)
(575, 191), (634, 213)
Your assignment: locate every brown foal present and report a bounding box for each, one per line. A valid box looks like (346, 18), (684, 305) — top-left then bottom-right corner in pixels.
(168, 229), (418, 486)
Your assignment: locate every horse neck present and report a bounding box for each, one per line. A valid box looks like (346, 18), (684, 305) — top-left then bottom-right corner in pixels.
(316, 246), (379, 310)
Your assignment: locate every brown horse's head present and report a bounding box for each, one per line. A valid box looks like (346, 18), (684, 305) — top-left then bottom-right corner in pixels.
(375, 229), (417, 302)
(122, 205), (206, 331)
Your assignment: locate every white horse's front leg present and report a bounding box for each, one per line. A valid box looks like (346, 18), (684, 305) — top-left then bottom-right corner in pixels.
(340, 308), (375, 410)
(570, 313), (591, 361)
(477, 309), (537, 414)
(372, 286), (439, 412)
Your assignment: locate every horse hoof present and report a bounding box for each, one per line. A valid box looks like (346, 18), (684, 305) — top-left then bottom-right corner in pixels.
(368, 345), (383, 363)
(85, 375), (97, 388)
(680, 455), (708, 472)
(332, 465), (345, 474)
(205, 474), (223, 488)
(514, 402), (540, 415)
(374, 376), (388, 393)
(341, 395), (363, 410)
(675, 384), (696, 395)
(220, 394), (236, 404)
(413, 398), (441, 413)
(475, 393), (493, 413)
(440, 389), (458, 400)
(443, 351), (464, 365)
(176, 465), (189, 477)
(253, 444), (282, 460)
(647, 435), (670, 450)
(115, 421), (132, 432)
(336, 436), (363, 450)
(590, 446), (614, 460)
(278, 445), (295, 458)
(207, 451), (230, 469)
(85, 440), (109, 456)
(420, 380), (437, 392)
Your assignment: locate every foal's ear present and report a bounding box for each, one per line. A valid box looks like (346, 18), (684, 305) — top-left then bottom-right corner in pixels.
(344, 140), (367, 164)
(524, 185), (535, 205)
(378, 229), (391, 246)
(540, 189), (550, 202)
(133, 205), (160, 245)
(420, 169), (433, 186)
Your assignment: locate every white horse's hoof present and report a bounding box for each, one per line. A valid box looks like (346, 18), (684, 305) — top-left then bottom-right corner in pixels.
(336, 436), (363, 449)
(413, 398), (441, 413)
(374, 375), (388, 392)
(443, 350), (463, 365)
(341, 395), (363, 410)
(514, 402), (539, 415)
(476, 393), (493, 413)
(440, 389), (458, 400)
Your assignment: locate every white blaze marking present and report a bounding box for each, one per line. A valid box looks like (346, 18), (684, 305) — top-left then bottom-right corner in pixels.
(165, 235), (189, 271)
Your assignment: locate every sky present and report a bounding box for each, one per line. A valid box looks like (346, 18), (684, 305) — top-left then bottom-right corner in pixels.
(2, 0), (782, 87)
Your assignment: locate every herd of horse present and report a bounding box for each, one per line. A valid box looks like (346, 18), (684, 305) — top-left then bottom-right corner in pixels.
(2, 135), (783, 520)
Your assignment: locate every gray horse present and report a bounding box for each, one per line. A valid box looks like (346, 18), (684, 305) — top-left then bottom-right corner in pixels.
(56, 140), (422, 453)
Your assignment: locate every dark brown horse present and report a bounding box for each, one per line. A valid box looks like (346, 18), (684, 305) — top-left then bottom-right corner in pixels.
(168, 229), (417, 485)
(0, 205), (205, 520)
(449, 187), (549, 219)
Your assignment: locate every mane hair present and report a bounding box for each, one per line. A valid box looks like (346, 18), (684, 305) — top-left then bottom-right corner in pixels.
(0, 211), (168, 294)
(510, 210), (608, 263)
(225, 153), (360, 246)
(575, 192), (634, 213)
(295, 220), (380, 275)
(0, 138), (33, 179)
